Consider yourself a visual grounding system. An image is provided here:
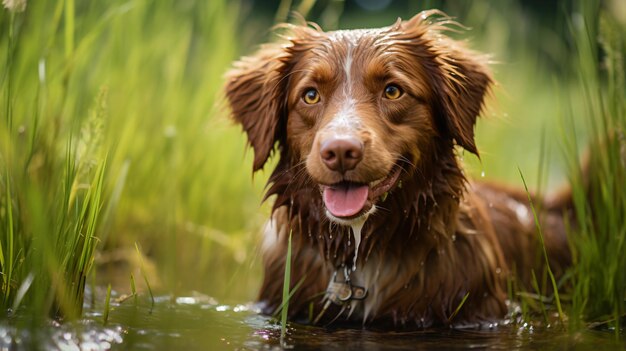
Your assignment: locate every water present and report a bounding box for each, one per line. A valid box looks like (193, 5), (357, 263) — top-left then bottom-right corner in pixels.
(349, 216), (366, 271)
(1, 293), (624, 350)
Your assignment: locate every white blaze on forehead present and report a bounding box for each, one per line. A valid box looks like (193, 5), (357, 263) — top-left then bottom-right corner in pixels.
(344, 43), (353, 95)
(326, 41), (361, 134)
(328, 96), (360, 132)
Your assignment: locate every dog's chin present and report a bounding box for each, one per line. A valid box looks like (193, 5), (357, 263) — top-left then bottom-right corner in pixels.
(325, 206), (377, 226)
(319, 164), (403, 226)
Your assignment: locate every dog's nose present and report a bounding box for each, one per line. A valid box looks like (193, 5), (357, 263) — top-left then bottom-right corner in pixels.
(320, 137), (363, 172)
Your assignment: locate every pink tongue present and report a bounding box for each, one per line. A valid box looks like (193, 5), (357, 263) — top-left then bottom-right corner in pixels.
(323, 184), (369, 218)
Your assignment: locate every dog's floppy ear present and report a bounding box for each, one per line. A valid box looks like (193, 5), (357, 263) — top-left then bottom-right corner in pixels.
(400, 12), (493, 155)
(432, 40), (492, 156)
(225, 45), (292, 171)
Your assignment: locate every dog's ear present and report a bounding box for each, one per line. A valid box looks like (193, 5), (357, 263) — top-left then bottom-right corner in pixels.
(432, 41), (492, 156)
(225, 45), (292, 172)
(400, 12), (493, 155)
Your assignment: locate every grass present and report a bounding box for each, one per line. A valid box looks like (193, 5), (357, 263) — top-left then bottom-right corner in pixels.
(280, 231), (292, 347)
(561, 2), (626, 331)
(511, 1), (625, 332)
(0, 0), (623, 341)
(135, 243), (154, 310)
(448, 292), (470, 324)
(103, 284), (111, 325)
(0, 0), (264, 323)
(519, 169), (564, 323)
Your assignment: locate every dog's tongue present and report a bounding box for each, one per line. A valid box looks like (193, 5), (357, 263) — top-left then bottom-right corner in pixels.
(323, 183), (369, 218)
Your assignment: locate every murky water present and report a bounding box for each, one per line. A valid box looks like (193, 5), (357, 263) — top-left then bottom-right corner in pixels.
(1, 292), (624, 350)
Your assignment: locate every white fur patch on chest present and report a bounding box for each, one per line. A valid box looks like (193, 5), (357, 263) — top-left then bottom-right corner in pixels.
(261, 210), (287, 253)
(345, 252), (392, 322)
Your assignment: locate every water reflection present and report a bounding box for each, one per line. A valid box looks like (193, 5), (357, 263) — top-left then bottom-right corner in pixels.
(0, 320), (123, 350)
(1, 294), (624, 350)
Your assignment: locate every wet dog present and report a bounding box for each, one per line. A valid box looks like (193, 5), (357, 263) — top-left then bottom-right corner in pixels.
(225, 11), (571, 328)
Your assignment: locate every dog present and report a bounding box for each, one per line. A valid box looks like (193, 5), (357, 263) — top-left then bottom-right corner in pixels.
(225, 11), (572, 328)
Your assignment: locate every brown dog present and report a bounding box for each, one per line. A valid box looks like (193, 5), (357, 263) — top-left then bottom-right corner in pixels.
(225, 11), (572, 328)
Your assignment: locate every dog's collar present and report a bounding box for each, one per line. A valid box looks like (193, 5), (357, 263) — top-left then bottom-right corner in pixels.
(324, 265), (367, 304)
(313, 265), (367, 324)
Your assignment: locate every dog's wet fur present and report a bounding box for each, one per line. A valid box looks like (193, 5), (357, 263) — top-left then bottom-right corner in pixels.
(225, 11), (572, 328)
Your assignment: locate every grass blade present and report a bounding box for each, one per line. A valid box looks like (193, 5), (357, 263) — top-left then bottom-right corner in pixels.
(11, 273), (34, 313)
(130, 273), (137, 305)
(2, 169), (14, 305)
(135, 242), (155, 310)
(272, 276), (306, 319)
(448, 292), (470, 324)
(103, 284), (112, 325)
(280, 230), (293, 347)
(519, 168), (564, 323)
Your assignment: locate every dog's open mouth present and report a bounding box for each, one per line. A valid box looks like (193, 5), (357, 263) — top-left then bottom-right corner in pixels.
(321, 165), (402, 219)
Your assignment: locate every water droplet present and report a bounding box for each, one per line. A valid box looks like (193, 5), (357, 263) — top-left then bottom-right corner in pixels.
(349, 217), (366, 269)
(480, 170), (485, 178)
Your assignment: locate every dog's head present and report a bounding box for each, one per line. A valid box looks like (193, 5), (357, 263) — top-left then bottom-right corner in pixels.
(226, 11), (492, 225)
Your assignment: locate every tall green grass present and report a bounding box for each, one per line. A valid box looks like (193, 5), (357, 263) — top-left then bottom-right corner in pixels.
(1, 0), (109, 321)
(280, 231), (292, 347)
(519, 169), (565, 324)
(561, 2), (626, 331)
(1, 0), (265, 322)
(517, 0), (626, 333)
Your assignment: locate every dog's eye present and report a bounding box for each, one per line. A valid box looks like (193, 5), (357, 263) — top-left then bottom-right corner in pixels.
(384, 84), (402, 100)
(303, 89), (320, 104)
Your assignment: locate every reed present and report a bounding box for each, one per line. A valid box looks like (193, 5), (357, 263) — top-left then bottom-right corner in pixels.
(103, 284), (112, 325)
(1, 0), (252, 322)
(280, 231), (293, 347)
(560, 2), (626, 332)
